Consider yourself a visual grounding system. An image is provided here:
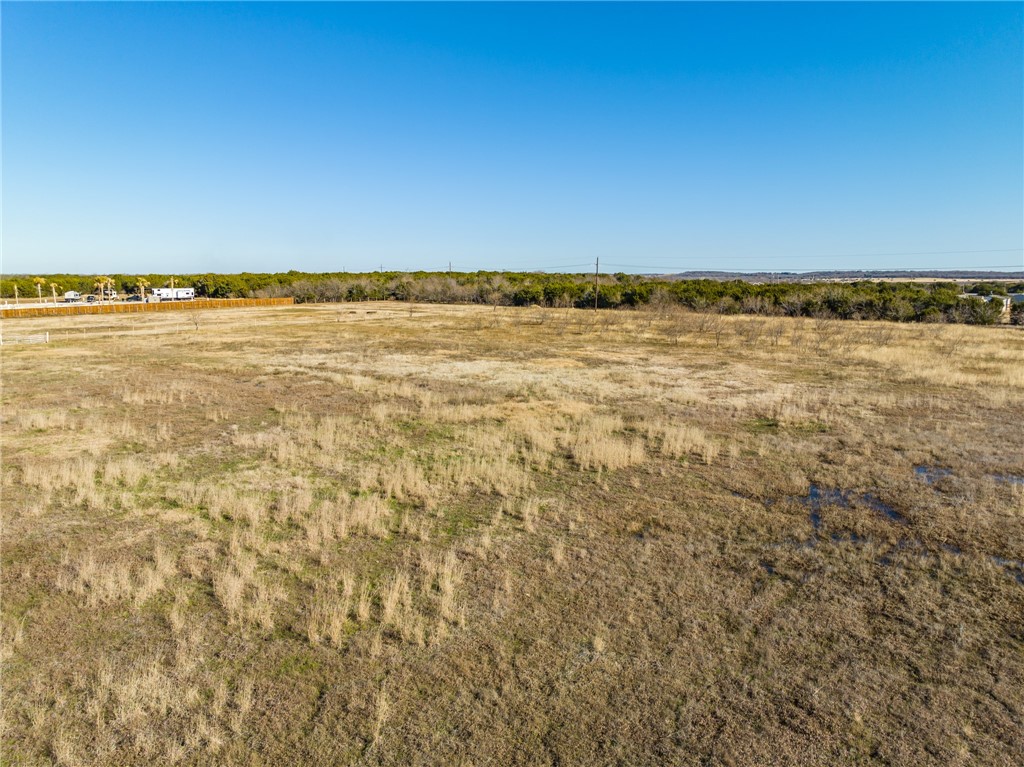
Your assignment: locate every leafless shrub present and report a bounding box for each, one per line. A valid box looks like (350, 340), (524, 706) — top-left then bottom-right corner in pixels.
(811, 316), (841, 353)
(737, 318), (765, 346)
(866, 323), (897, 347)
(940, 329), (967, 358)
(696, 312), (726, 347)
(765, 319), (786, 347)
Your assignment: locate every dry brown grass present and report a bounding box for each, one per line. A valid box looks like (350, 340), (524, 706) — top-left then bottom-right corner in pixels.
(2, 302), (1022, 765)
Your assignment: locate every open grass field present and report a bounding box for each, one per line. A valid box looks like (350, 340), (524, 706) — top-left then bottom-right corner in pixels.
(2, 303), (1022, 766)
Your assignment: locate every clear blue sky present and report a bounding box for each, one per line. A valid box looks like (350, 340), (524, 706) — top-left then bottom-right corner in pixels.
(2, 2), (1022, 275)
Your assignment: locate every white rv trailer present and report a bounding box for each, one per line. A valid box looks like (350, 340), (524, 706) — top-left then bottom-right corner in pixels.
(151, 287), (196, 301)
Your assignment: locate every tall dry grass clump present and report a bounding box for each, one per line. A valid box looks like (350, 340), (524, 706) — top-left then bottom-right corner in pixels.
(566, 415), (645, 471)
(21, 456), (99, 499)
(438, 447), (531, 497)
(102, 456), (148, 487)
(646, 422), (720, 465)
(212, 549), (279, 630)
(15, 409), (70, 431)
(350, 494), (392, 537)
(378, 459), (435, 507)
(56, 546), (176, 607)
(306, 575), (355, 647)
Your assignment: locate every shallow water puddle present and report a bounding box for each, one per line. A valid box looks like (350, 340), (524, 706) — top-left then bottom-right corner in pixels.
(808, 509), (822, 531)
(915, 465), (953, 485)
(795, 484), (907, 527)
(915, 465), (1024, 488)
(992, 556), (1024, 585)
(764, 524), (1022, 586)
(762, 484), (905, 559)
(763, 483), (1020, 585)
(992, 474), (1024, 486)
(862, 493), (907, 524)
(831, 531), (867, 544)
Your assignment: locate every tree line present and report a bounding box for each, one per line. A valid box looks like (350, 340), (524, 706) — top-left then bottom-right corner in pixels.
(2, 271), (1021, 325)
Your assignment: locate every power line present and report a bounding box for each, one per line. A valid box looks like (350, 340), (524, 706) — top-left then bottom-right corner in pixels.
(446, 263), (593, 272)
(511, 263), (593, 271)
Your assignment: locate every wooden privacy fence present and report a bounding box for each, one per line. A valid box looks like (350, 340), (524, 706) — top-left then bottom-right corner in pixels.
(0, 297), (294, 319)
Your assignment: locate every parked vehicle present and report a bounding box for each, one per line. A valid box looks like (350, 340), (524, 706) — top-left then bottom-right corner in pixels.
(125, 294), (143, 302)
(63, 291), (82, 303)
(151, 287), (196, 301)
(86, 295), (97, 303)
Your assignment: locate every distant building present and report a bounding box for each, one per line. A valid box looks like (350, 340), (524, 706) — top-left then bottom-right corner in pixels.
(959, 293), (1014, 320)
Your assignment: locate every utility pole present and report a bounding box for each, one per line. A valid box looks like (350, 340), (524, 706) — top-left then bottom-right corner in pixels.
(448, 261), (452, 276)
(594, 258), (600, 310)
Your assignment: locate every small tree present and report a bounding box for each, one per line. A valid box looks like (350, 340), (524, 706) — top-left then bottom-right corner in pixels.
(33, 277), (46, 301)
(94, 276), (111, 301)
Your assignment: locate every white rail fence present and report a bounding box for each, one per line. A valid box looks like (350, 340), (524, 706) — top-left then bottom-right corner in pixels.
(0, 332), (50, 346)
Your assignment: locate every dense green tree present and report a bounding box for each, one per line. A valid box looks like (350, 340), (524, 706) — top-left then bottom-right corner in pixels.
(3, 270), (1018, 325)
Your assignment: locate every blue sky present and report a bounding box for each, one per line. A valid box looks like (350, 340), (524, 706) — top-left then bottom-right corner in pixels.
(2, 2), (1022, 275)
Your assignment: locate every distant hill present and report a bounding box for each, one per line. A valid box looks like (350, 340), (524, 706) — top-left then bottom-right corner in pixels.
(658, 270), (1024, 282)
